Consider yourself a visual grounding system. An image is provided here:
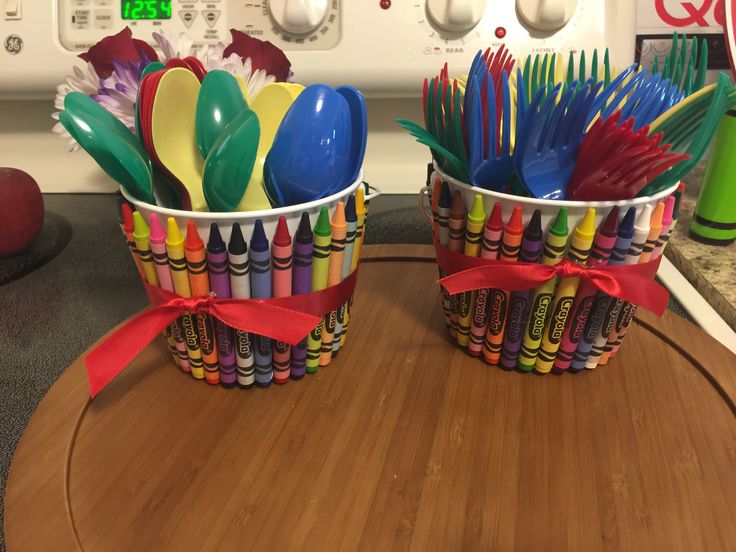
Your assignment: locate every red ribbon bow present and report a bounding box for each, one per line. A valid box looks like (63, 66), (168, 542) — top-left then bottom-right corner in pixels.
(85, 270), (358, 397)
(435, 242), (668, 316)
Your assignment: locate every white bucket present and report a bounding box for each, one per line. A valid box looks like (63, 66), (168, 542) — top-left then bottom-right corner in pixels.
(122, 174), (378, 243)
(421, 164), (679, 231)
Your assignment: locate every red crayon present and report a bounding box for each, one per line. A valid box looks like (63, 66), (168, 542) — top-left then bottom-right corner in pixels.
(272, 216), (293, 384)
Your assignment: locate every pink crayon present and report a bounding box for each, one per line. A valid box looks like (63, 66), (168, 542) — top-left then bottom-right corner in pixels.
(272, 216), (293, 384)
(554, 207), (619, 371)
(150, 213), (190, 372)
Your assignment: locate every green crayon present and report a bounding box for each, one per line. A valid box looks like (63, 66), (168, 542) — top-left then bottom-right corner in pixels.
(306, 207), (331, 373)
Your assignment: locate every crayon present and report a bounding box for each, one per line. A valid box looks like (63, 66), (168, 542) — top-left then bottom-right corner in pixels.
(149, 213), (189, 370)
(272, 216), (294, 384)
(250, 220), (273, 387)
(555, 207), (619, 371)
(307, 207), (331, 373)
(483, 206), (523, 365)
(228, 223), (256, 388)
(436, 182), (453, 331)
(600, 202), (663, 364)
(499, 210), (543, 369)
(320, 201), (347, 366)
(290, 213), (313, 379)
(132, 212), (159, 287)
(185, 222), (220, 384)
(586, 205), (652, 369)
(333, 196), (357, 357)
(608, 197), (675, 360)
(468, 202), (503, 356)
(166, 217), (205, 379)
(571, 206), (636, 371)
(430, 173), (442, 240)
(457, 195), (485, 347)
(535, 208), (596, 373)
(447, 190), (466, 338)
(133, 212), (181, 368)
(339, 188), (367, 348)
(120, 203), (146, 280)
(518, 207), (569, 371)
(208, 223), (240, 387)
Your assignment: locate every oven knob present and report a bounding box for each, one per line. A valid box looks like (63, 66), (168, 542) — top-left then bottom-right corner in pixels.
(269, 0), (329, 35)
(426, 0), (486, 33)
(516, 0), (577, 31)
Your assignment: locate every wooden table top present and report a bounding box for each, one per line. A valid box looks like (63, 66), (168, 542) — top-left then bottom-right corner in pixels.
(5, 245), (736, 551)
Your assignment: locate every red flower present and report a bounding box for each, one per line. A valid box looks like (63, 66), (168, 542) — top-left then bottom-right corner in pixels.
(78, 27), (158, 78)
(223, 29), (292, 82)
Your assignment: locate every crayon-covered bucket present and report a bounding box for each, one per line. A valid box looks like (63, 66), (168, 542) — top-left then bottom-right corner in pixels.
(420, 165), (679, 373)
(116, 176), (378, 389)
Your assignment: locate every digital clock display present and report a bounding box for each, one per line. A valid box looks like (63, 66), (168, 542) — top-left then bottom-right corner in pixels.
(121, 0), (172, 20)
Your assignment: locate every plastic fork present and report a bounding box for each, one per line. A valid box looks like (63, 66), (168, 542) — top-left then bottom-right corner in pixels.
(514, 80), (599, 199)
(651, 32), (708, 96)
(396, 118), (469, 181)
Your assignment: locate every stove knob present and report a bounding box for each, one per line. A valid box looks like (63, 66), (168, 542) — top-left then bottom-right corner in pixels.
(269, 0), (329, 35)
(516, 0), (577, 32)
(426, 0), (486, 33)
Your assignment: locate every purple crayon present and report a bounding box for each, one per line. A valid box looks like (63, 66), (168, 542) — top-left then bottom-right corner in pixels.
(250, 219), (273, 387)
(555, 207), (620, 371)
(207, 223), (238, 387)
(499, 210), (543, 370)
(290, 212), (313, 379)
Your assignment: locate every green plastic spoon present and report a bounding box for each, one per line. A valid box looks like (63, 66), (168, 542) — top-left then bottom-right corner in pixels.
(195, 70), (248, 159)
(203, 108), (260, 211)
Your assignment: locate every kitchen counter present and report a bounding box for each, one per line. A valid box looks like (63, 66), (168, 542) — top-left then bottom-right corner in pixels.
(666, 162), (736, 331)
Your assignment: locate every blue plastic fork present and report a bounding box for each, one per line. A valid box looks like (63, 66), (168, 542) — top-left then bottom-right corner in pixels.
(514, 80), (600, 199)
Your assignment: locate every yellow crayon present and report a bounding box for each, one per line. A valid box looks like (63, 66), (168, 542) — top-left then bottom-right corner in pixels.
(457, 195), (485, 347)
(307, 207), (331, 373)
(341, 188), (367, 348)
(535, 209), (596, 373)
(166, 217), (205, 380)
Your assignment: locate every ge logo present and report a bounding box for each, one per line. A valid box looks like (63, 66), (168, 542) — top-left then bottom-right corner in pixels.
(4, 34), (22, 55)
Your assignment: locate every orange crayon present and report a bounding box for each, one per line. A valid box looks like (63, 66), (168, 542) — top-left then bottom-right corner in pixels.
(447, 190), (466, 337)
(185, 221), (219, 384)
(320, 201), (347, 366)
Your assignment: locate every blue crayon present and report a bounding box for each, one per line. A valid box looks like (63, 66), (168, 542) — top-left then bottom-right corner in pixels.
(499, 210), (543, 370)
(290, 212), (313, 379)
(250, 219), (273, 387)
(332, 195), (357, 357)
(570, 207), (636, 371)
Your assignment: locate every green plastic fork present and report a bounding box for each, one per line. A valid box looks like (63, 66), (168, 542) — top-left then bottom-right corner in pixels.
(650, 32), (708, 96)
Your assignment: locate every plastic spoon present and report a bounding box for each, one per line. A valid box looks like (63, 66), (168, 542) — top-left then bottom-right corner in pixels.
(264, 84), (351, 207)
(151, 68), (207, 211)
(203, 108), (260, 211)
(237, 82), (296, 211)
(195, 70), (248, 159)
(333, 85), (367, 191)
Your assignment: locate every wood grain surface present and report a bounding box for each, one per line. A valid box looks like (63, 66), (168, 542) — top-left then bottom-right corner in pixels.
(5, 244), (736, 551)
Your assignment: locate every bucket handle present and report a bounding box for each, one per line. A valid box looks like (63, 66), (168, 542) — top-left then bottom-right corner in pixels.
(418, 185), (433, 223)
(363, 182), (382, 202)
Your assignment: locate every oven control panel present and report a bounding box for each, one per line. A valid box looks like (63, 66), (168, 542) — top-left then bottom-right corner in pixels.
(1, 1), (636, 97)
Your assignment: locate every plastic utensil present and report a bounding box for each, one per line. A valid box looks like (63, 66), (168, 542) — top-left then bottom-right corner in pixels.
(468, 71), (514, 191)
(195, 70), (248, 159)
(183, 56), (207, 81)
(396, 118), (469, 182)
(333, 85), (367, 193)
(652, 32), (708, 96)
(264, 84), (352, 207)
(151, 68), (207, 211)
(238, 82), (297, 211)
(59, 102), (155, 204)
(514, 80), (599, 199)
(203, 108), (259, 211)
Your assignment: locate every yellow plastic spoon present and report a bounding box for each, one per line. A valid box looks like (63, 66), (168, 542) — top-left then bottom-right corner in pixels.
(237, 82), (300, 211)
(151, 68), (207, 211)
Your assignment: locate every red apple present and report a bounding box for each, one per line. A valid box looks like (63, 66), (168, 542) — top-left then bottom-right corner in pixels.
(0, 168), (44, 257)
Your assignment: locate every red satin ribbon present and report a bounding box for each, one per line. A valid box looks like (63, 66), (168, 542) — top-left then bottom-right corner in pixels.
(85, 269), (358, 397)
(435, 242), (668, 316)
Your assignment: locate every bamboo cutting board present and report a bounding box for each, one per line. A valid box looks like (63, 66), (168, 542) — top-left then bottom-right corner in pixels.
(5, 245), (736, 551)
